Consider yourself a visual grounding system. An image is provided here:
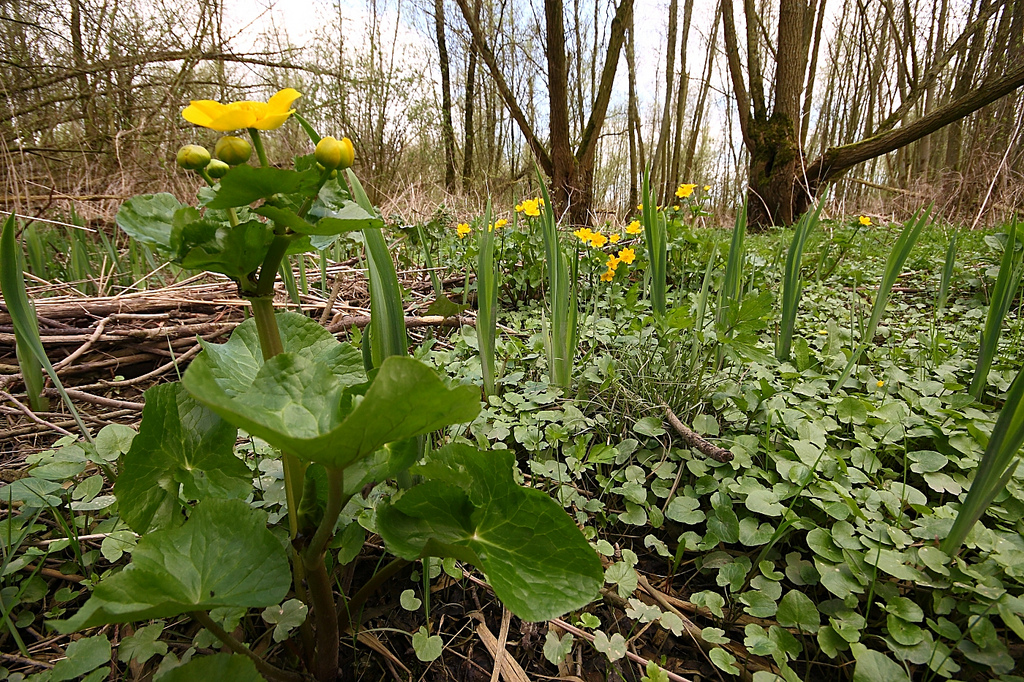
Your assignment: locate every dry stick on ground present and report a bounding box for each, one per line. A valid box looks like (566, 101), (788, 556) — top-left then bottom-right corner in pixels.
(0, 391), (76, 437)
(459, 571), (692, 681)
(468, 612), (530, 682)
(546, 617), (694, 682)
(661, 403), (733, 462)
(635, 574), (778, 680)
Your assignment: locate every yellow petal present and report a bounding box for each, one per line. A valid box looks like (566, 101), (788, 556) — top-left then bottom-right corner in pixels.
(182, 100), (226, 127)
(267, 88), (302, 114)
(251, 111), (295, 130)
(206, 104), (258, 131)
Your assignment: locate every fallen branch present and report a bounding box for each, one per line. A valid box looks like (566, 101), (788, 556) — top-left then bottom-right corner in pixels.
(661, 403), (733, 462)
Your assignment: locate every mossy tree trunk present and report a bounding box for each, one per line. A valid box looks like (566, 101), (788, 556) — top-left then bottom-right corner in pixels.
(722, 0), (1024, 229)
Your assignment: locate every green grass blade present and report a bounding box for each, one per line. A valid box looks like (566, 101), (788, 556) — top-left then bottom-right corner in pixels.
(942, 367), (1024, 554)
(777, 200), (825, 361)
(936, 228), (959, 314)
(346, 169), (407, 365)
(476, 199), (499, 396)
(535, 171), (576, 388)
(23, 223), (47, 279)
(0, 215), (92, 442)
(292, 112), (322, 144)
(831, 207), (929, 394)
(279, 257), (302, 309)
(969, 217), (1022, 400)
(717, 199), (748, 331)
(416, 225), (442, 298)
(691, 244), (718, 366)
(640, 168), (666, 317)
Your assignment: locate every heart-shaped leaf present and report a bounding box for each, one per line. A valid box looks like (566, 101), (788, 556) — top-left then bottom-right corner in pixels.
(178, 220), (273, 281)
(182, 313), (480, 469)
(205, 166), (320, 209)
(257, 202), (381, 235)
(116, 194), (186, 253)
(376, 445), (602, 622)
(114, 383), (249, 534)
(52, 499), (289, 632)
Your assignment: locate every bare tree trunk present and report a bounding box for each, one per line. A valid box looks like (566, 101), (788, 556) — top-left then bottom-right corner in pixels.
(684, 0), (720, 179)
(434, 0), (457, 189)
(669, 0), (693, 190)
(461, 0), (481, 191)
(653, 0), (678, 199)
(626, 5), (639, 209)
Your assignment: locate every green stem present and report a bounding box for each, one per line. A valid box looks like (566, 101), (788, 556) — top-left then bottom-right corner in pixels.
(249, 128), (270, 168)
(249, 293), (309, 646)
(250, 297), (285, 359)
(258, 234), (292, 298)
(296, 169), (333, 220)
(338, 557), (410, 633)
(191, 611), (306, 682)
(302, 468), (346, 682)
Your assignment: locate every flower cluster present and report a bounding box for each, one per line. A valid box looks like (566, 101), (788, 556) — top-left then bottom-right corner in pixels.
(573, 227), (607, 247)
(489, 218), (508, 232)
(515, 198), (544, 217)
(601, 248), (636, 281)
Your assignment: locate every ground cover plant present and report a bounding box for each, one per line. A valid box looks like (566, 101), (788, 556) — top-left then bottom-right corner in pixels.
(1, 89), (1024, 682)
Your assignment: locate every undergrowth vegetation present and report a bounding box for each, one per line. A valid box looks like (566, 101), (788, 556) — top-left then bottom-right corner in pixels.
(1, 91), (1024, 682)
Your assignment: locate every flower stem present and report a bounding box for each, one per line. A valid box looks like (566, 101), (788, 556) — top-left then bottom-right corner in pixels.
(249, 128), (270, 168)
(338, 557), (410, 633)
(190, 611), (305, 682)
(302, 468), (347, 682)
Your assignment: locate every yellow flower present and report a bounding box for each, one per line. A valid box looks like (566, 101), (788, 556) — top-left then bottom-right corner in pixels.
(456, 223), (471, 239)
(182, 88), (302, 131)
(515, 202), (524, 212)
(573, 227), (594, 243)
(703, 185), (712, 191)
(600, 269), (615, 282)
(672, 205), (680, 211)
(876, 380), (885, 388)
(617, 247), (636, 264)
(675, 183), (697, 199)
(817, 329), (828, 335)
(637, 203), (643, 210)
(609, 233), (620, 243)
(494, 218), (508, 229)
(859, 216), (872, 226)
(625, 220), (642, 235)
(606, 255), (621, 270)
(519, 199), (541, 217)
(589, 232), (608, 248)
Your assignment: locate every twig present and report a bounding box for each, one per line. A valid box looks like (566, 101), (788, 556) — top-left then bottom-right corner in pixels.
(0, 652), (54, 669)
(660, 403), (733, 462)
(547, 618), (693, 682)
(52, 316), (110, 370)
(41, 388), (144, 411)
(0, 391), (75, 437)
(19, 564), (84, 583)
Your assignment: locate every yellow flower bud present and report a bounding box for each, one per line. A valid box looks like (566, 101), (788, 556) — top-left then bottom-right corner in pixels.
(337, 137), (355, 170)
(214, 136), (252, 166)
(315, 136), (345, 170)
(176, 144), (211, 170)
(206, 159), (230, 179)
